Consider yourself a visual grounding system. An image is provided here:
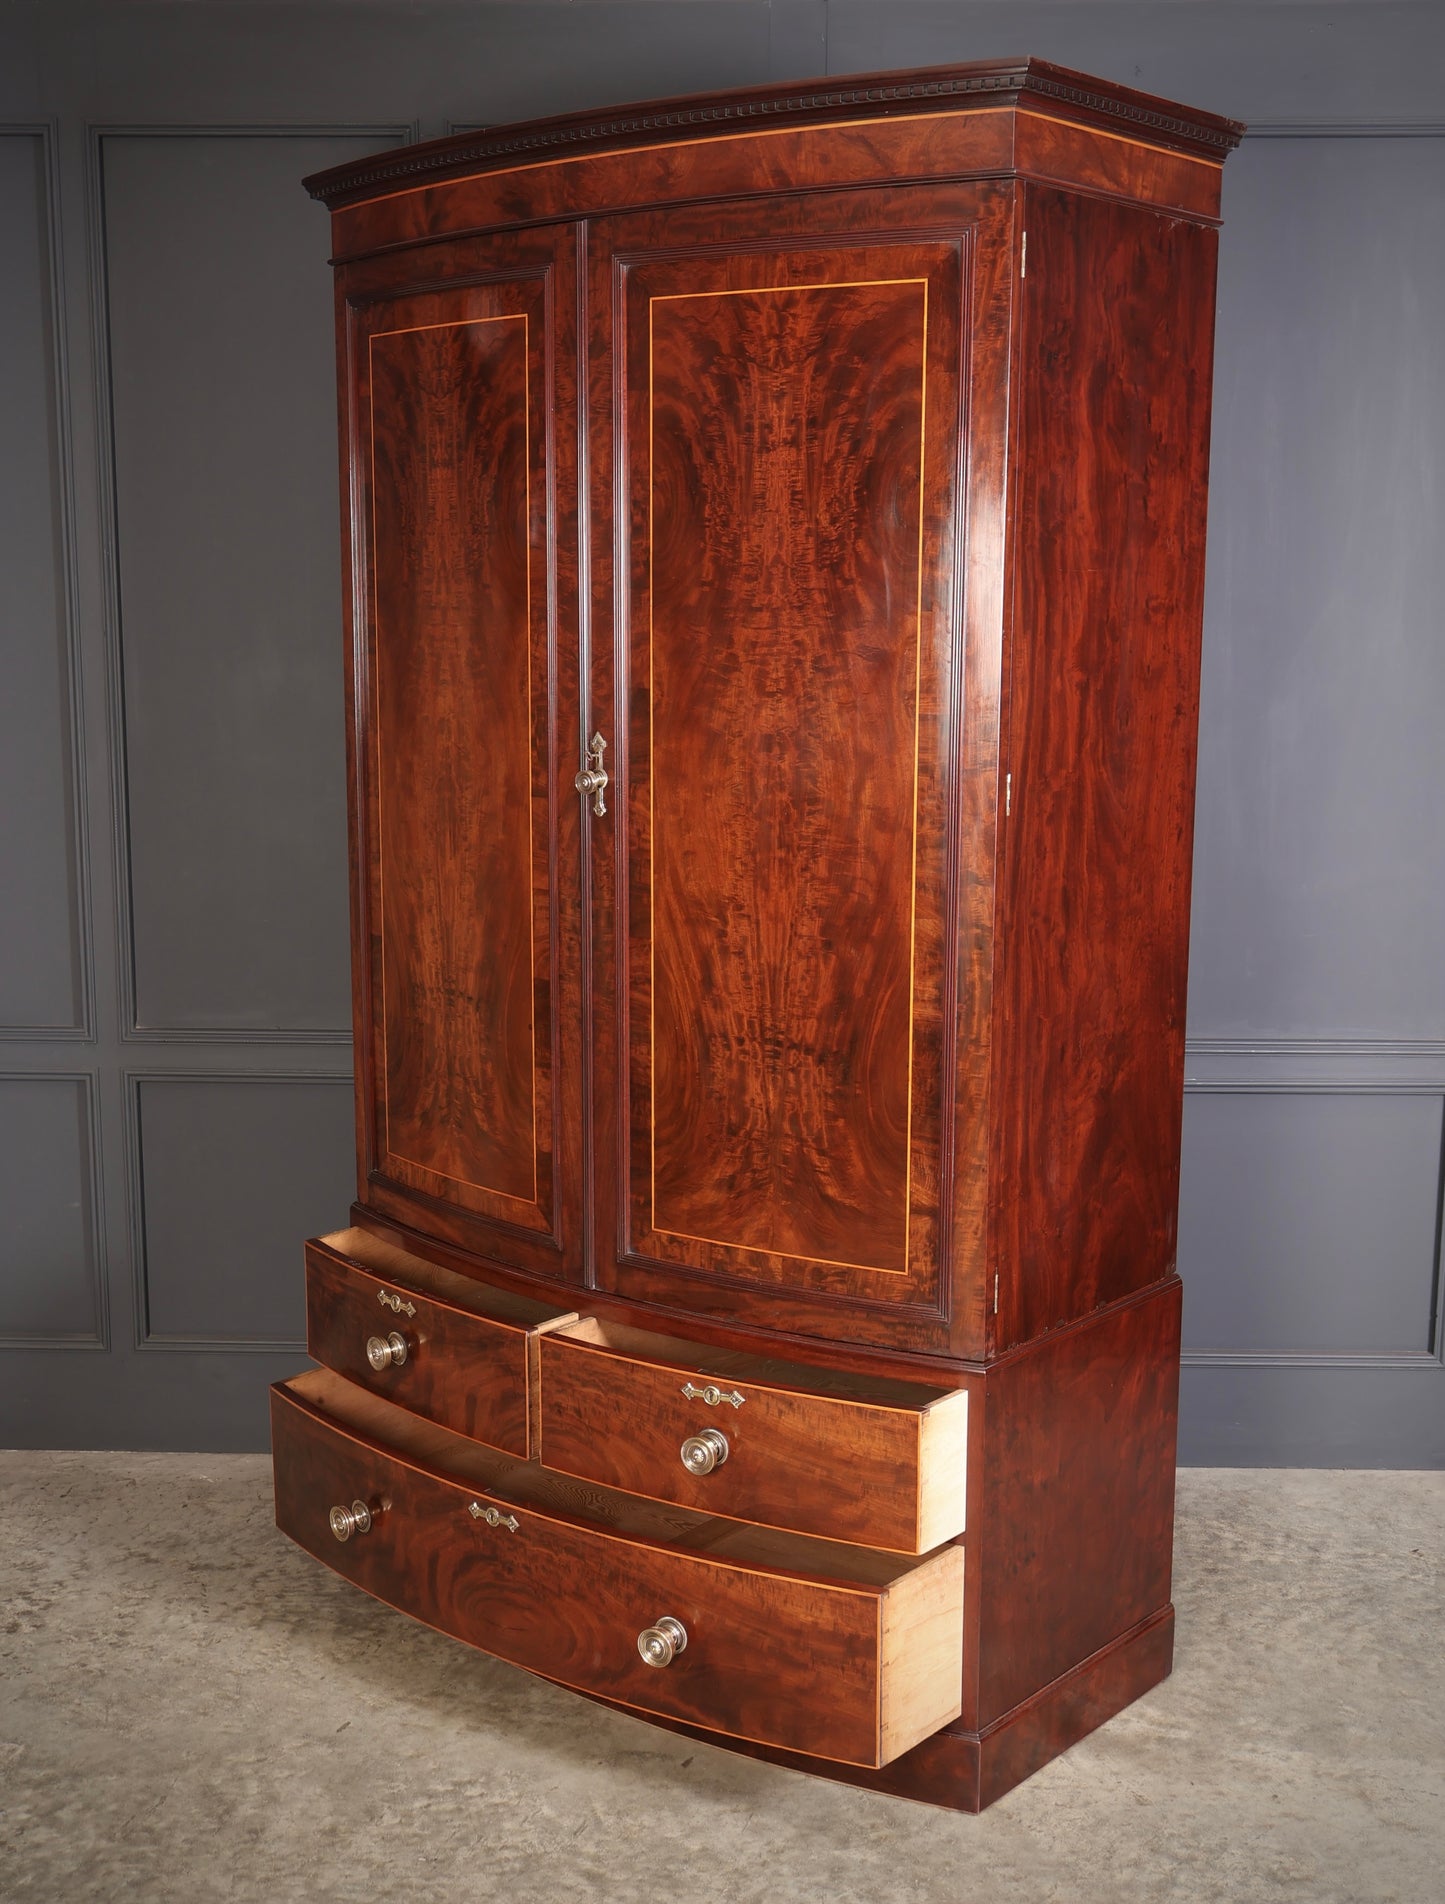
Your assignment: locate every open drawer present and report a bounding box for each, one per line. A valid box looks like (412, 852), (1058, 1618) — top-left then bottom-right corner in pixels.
(537, 1318), (969, 1553)
(304, 1228), (577, 1457)
(271, 1369), (964, 1769)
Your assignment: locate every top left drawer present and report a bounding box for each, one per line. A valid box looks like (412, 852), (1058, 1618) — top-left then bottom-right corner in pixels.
(304, 1228), (577, 1458)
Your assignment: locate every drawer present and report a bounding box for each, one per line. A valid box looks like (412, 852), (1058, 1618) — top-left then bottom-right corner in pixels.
(272, 1369), (964, 1769)
(538, 1319), (968, 1553)
(305, 1228), (577, 1457)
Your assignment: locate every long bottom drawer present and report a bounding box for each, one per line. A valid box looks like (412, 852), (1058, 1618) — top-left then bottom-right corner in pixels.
(271, 1369), (963, 1768)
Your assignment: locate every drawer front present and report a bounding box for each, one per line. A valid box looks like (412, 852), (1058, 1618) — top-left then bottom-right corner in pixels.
(271, 1380), (963, 1768)
(306, 1241), (538, 1456)
(538, 1329), (968, 1553)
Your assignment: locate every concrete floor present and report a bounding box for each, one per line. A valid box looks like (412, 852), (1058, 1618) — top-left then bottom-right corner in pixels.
(0, 1462), (1440, 1904)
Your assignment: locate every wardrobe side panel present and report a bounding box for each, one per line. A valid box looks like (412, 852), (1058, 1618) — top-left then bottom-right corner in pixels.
(990, 187), (1219, 1352)
(974, 1280), (1181, 1725)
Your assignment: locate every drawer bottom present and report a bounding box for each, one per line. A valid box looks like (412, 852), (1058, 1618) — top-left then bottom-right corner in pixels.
(271, 1369), (964, 1769)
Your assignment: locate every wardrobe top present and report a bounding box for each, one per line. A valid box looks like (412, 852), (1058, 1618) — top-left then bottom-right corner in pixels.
(303, 56), (1245, 210)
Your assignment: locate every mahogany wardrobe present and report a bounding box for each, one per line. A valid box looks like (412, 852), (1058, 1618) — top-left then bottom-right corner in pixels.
(271, 57), (1243, 1811)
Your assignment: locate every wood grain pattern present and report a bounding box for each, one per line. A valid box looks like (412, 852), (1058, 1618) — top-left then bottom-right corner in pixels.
(648, 276), (924, 1271)
(348, 1200), (978, 1386)
(989, 187), (1219, 1352)
(561, 1282), (1181, 1807)
(304, 1229), (575, 1456)
(538, 1317), (967, 1552)
(574, 1602), (1174, 1812)
(590, 204), (972, 1339)
(370, 309), (536, 1202)
(338, 225), (586, 1282)
(325, 111), (1222, 272)
(1013, 109), (1225, 218)
(967, 1278), (1182, 1727)
(271, 1369), (964, 1767)
(293, 61), (1241, 1810)
(878, 1547), (971, 1764)
(306, 56), (1241, 209)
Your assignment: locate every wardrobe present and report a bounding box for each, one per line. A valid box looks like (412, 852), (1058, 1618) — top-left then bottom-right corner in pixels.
(271, 57), (1243, 1810)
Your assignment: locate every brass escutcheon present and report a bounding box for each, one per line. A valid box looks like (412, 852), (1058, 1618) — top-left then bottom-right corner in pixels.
(467, 1501), (519, 1533)
(573, 732), (609, 816)
(680, 1381), (744, 1409)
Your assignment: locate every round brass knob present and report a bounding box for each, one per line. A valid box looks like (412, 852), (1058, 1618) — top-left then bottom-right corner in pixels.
(637, 1615), (687, 1668)
(365, 1331), (408, 1371)
(328, 1500), (373, 1543)
(679, 1427), (728, 1476)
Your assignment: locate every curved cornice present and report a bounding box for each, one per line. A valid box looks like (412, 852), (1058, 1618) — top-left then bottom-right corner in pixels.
(304, 58), (1245, 208)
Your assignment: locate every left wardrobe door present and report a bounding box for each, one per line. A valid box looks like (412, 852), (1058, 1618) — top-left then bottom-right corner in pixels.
(338, 227), (584, 1281)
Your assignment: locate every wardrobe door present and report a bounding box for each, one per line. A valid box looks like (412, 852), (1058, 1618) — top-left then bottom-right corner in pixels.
(340, 227), (583, 1280)
(587, 190), (1002, 1351)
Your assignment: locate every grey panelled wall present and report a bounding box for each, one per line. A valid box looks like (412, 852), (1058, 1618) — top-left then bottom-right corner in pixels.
(1192, 133), (1445, 1046)
(0, 1077), (101, 1340)
(0, 131), (86, 1035)
(130, 1076), (356, 1344)
(1178, 123), (1445, 1462)
(0, 1), (1440, 1463)
(103, 135), (359, 1035)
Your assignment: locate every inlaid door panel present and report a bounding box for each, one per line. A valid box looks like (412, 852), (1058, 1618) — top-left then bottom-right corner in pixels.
(341, 227), (582, 1279)
(588, 194), (991, 1347)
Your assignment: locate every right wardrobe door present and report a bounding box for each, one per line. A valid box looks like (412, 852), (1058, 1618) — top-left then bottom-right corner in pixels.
(586, 188), (1001, 1352)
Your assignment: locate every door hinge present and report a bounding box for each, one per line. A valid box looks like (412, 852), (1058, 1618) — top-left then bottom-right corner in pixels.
(993, 1272), (1000, 1314)
(1020, 229), (1027, 278)
(1005, 771), (1012, 817)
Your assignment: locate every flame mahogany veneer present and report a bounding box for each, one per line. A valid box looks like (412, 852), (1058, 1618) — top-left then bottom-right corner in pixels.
(273, 57), (1242, 1810)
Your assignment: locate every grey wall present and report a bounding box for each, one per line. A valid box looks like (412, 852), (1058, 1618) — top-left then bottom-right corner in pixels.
(0, 1), (1441, 1462)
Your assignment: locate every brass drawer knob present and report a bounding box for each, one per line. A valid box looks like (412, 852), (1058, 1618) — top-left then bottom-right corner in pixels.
(637, 1616), (687, 1669)
(328, 1500), (373, 1543)
(680, 1427), (728, 1476)
(365, 1331), (408, 1371)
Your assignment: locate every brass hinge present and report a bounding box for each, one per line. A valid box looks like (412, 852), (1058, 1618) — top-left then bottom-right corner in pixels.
(1020, 229), (1027, 278)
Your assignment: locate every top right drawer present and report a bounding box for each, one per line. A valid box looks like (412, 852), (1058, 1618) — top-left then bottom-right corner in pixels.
(537, 1319), (969, 1554)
